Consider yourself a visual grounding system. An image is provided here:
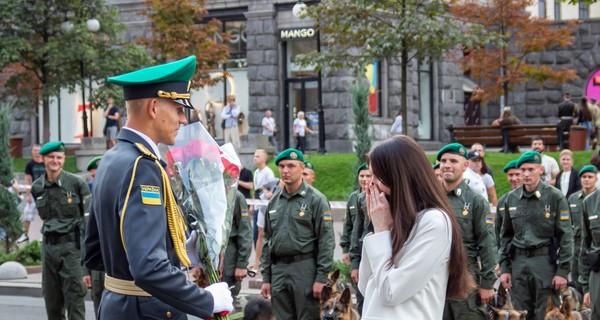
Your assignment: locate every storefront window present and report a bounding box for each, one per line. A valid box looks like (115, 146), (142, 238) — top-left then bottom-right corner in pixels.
(287, 39), (318, 78)
(418, 62), (433, 140)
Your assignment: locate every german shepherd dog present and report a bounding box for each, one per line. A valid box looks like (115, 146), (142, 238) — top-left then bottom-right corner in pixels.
(488, 285), (527, 320)
(544, 288), (583, 320)
(320, 286), (360, 320)
(327, 269), (347, 295)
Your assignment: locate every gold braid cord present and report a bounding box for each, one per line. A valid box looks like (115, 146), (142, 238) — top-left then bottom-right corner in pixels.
(131, 143), (191, 267)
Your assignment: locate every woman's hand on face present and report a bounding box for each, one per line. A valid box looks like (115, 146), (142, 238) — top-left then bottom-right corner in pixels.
(367, 183), (393, 233)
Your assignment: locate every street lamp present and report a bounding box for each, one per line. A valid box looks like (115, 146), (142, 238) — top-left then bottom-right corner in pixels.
(292, 1), (307, 18)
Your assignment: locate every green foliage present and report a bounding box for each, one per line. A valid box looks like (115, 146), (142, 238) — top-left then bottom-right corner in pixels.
(0, 240), (42, 266)
(0, 100), (21, 251)
(332, 259), (352, 284)
(351, 82), (372, 166)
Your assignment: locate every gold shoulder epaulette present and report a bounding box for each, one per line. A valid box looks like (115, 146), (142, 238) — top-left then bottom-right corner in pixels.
(134, 143), (158, 160)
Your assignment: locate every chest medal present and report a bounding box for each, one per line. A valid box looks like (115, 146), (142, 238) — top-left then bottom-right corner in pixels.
(299, 203), (307, 217)
(544, 205), (550, 219)
(463, 203), (470, 216)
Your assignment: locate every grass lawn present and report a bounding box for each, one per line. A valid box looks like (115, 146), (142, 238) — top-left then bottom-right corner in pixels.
(12, 156), (80, 175)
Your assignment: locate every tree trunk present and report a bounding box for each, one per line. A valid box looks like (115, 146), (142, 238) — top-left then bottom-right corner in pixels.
(401, 47), (408, 136)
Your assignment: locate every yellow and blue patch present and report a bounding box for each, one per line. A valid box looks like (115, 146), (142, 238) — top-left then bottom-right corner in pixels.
(323, 210), (332, 221)
(485, 214), (494, 224)
(141, 185), (161, 205)
(241, 209), (249, 217)
(560, 210), (570, 221)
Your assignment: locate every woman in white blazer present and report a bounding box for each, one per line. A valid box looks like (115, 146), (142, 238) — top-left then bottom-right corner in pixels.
(358, 136), (476, 319)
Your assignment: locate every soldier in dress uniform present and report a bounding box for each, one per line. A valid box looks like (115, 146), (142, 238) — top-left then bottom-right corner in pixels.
(260, 148), (335, 320)
(567, 165), (597, 294)
(84, 56), (232, 319)
(437, 143), (497, 320)
(32, 141), (90, 320)
(499, 151), (573, 320)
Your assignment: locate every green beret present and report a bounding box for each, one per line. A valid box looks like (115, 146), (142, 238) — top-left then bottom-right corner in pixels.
(579, 164), (598, 177)
(304, 160), (315, 172)
(503, 160), (519, 173)
(433, 162), (440, 170)
(436, 143), (468, 161)
(87, 156), (102, 171)
(107, 55), (196, 109)
(275, 148), (305, 165)
(356, 163), (369, 176)
(39, 141), (65, 155)
(517, 151), (542, 167)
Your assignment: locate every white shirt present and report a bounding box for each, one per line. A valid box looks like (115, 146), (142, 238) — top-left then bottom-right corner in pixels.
(358, 209), (451, 319)
(463, 167), (489, 201)
(122, 127), (161, 159)
(541, 154), (559, 184)
(481, 173), (495, 189)
(390, 115), (403, 135)
(293, 118), (307, 136)
(262, 117), (275, 136)
(253, 166), (275, 228)
(560, 170), (571, 196)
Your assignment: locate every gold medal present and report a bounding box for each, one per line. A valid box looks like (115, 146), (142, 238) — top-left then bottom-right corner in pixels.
(463, 210), (468, 216)
(299, 211), (305, 217)
(67, 197), (72, 204)
(545, 212), (550, 219)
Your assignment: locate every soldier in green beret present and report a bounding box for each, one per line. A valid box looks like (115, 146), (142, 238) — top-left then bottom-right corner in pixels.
(567, 164), (598, 295)
(495, 160), (523, 249)
(437, 143), (497, 320)
(580, 165), (600, 319)
(433, 162), (442, 183)
(342, 163), (370, 315)
(83, 56), (233, 319)
(31, 141), (90, 320)
(499, 151), (573, 319)
(260, 148), (334, 319)
(302, 160), (317, 186)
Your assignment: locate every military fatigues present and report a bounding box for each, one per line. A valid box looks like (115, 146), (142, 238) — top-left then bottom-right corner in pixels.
(261, 180), (335, 320)
(83, 188), (104, 318)
(496, 192), (511, 250)
(568, 190), (588, 293)
(499, 182), (573, 320)
(342, 190), (366, 314)
(223, 191), (252, 297)
(32, 170), (90, 320)
(443, 181), (497, 320)
(84, 129), (215, 319)
(580, 190), (600, 319)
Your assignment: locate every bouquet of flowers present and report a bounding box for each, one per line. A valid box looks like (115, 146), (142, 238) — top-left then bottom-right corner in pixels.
(162, 122), (240, 319)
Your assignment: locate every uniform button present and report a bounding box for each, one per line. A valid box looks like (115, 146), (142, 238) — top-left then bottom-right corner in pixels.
(166, 311), (172, 318)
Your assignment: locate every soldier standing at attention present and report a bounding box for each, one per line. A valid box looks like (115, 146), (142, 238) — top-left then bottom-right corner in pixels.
(260, 148), (334, 320)
(31, 141), (90, 320)
(222, 190), (253, 306)
(84, 56), (233, 319)
(342, 163), (371, 314)
(302, 160), (317, 186)
(568, 165), (597, 294)
(580, 167), (600, 319)
(499, 151), (573, 320)
(495, 160), (523, 249)
(438, 143), (497, 320)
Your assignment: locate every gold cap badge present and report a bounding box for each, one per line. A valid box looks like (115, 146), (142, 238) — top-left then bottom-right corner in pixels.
(290, 152), (298, 159)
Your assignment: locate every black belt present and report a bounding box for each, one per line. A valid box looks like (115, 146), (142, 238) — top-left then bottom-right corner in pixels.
(515, 246), (549, 257)
(45, 232), (78, 245)
(273, 252), (313, 265)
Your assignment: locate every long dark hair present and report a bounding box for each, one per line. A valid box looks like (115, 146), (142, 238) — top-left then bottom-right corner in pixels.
(368, 135), (475, 299)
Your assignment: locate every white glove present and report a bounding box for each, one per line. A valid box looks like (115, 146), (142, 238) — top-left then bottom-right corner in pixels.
(205, 282), (234, 314)
(185, 231), (201, 267)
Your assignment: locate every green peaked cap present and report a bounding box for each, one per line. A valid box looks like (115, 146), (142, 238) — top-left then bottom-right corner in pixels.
(107, 55), (196, 109)
(304, 160), (315, 172)
(517, 151), (542, 167)
(503, 160), (519, 173)
(87, 156), (102, 171)
(275, 148), (305, 165)
(579, 164), (598, 177)
(39, 141), (65, 155)
(436, 143), (467, 161)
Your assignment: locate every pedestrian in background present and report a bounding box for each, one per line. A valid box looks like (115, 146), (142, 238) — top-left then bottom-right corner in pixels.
(222, 95), (241, 149)
(554, 149), (581, 199)
(390, 111), (403, 136)
(103, 96), (120, 149)
(262, 109), (277, 152)
(293, 111), (312, 153)
(359, 136), (475, 319)
(17, 144), (46, 244)
(578, 97), (594, 151)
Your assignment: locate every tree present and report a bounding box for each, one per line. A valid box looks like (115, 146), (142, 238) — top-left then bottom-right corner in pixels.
(0, 0), (152, 142)
(0, 100), (22, 253)
(140, 0), (231, 88)
(296, 0), (485, 135)
(450, 0), (579, 106)
(351, 82), (371, 165)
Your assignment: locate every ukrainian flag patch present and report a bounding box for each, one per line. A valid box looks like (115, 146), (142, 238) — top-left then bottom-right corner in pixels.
(560, 210), (570, 221)
(485, 214), (494, 224)
(323, 210), (332, 221)
(241, 209), (249, 217)
(141, 185), (161, 205)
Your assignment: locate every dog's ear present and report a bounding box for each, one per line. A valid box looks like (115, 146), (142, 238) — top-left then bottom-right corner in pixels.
(562, 296), (572, 316)
(339, 287), (352, 306)
(321, 285), (332, 304)
(331, 269), (340, 283)
(546, 296), (556, 312)
(518, 310), (527, 319)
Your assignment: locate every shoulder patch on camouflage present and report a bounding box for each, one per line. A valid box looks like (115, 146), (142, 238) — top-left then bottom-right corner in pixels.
(485, 214), (494, 224)
(560, 210), (570, 220)
(241, 209), (249, 217)
(323, 210), (332, 221)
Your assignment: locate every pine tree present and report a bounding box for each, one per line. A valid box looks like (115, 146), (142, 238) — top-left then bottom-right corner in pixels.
(0, 101), (22, 253)
(351, 82), (371, 181)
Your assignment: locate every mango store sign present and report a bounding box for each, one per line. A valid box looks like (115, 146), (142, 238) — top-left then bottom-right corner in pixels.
(280, 27), (317, 40)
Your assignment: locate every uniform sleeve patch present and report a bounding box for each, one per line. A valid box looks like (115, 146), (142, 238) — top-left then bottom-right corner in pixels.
(323, 210), (332, 221)
(560, 211), (570, 221)
(140, 185), (161, 205)
(570, 204), (577, 208)
(485, 214), (494, 224)
(509, 207), (517, 211)
(241, 209), (249, 217)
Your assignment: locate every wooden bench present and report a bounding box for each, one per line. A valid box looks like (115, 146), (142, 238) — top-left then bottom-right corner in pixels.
(447, 124), (562, 153)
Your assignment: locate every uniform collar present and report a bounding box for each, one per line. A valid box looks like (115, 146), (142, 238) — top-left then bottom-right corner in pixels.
(517, 182), (544, 199)
(447, 180), (469, 197)
(44, 170), (66, 187)
(119, 127), (161, 159)
(282, 180), (309, 199)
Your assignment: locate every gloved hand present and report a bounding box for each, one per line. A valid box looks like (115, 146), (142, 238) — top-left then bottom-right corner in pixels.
(205, 282), (234, 314)
(185, 231), (201, 267)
